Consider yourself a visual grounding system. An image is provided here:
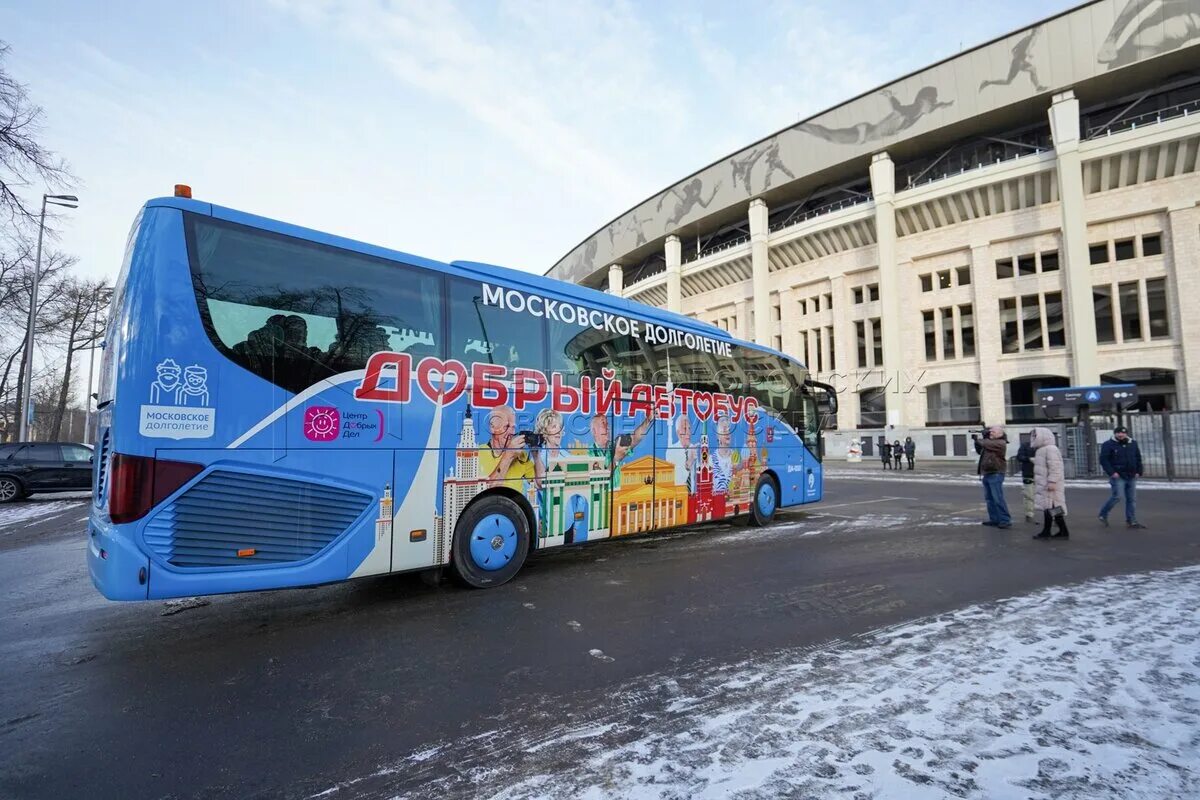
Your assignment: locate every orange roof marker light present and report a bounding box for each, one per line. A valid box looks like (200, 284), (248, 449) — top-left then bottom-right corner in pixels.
(174, 184), (192, 199)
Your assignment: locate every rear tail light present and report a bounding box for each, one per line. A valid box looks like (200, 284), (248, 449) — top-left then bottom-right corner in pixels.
(109, 454), (203, 524)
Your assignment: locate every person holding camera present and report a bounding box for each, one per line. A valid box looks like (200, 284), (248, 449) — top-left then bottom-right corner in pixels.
(589, 411), (651, 487)
(1030, 427), (1069, 540)
(480, 405), (536, 491)
(879, 437), (893, 469)
(974, 425), (1012, 529)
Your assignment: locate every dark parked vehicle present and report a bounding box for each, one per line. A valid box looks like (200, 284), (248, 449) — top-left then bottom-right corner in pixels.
(0, 442), (94, 503)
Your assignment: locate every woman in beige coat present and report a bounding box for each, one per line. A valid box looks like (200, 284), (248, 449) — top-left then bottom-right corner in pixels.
(1031, 427), (1069, 540)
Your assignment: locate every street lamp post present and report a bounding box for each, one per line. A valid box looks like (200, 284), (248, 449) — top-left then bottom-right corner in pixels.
(17, 193), (79, 442)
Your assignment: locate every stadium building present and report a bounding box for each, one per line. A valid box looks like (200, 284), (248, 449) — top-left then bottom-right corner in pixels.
(546, 0), (1200, 455)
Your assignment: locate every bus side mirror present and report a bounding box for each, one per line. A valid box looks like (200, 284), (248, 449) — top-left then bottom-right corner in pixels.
(806, 379), (838, 415)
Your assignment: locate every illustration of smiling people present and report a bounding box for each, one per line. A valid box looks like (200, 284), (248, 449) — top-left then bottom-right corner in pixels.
(178, 365), (210, 406)
(589, 411), (651, 487)
(531, 408), (571, 489)
(150, 359), (182, 403)
(712, 415), (742, 495)
(478, 405), (535, 492)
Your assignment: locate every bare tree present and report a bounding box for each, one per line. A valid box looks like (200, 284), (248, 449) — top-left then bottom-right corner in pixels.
(45, 277), (109, 438)
(0, 42), (73, 229)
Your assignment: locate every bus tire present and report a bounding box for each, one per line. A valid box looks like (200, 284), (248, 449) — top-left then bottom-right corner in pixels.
(0, 475), (25, 504)
(748, 474), (778, 527)
(450, 495), (530, 588)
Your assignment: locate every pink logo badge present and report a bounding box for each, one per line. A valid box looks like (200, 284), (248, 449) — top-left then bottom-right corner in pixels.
(304, 406), (340, 442)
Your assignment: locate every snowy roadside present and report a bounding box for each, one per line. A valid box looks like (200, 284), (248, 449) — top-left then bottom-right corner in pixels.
(825, 469), (1197, 491)
(321, 566), (1200, 800)
(0, 495), (90, 531)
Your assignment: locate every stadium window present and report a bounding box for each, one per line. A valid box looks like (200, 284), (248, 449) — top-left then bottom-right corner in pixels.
(1021, 294), (1043, 350)
(799, 299), (807, 315)
(999, 298), (1019, 354)
(811, 296), (820, 313)
(868, 284), (879, 302)
(856, 320), (868, 368)
(871, 317), (883, 366)
(941, 307), (955, 359)
(773, 335), (782, 350)
(937, 270), (951, 290)
(1094, 286), (1115, 343)
(959, 304), (976, 357)
(853, 288), (864, 304)
(826, 325), (836, 370)
(1114, 238), (1135, 261)
(800, 330), (809, 364)
(825, 293), (833, 310)
(920, 274), (933, 292)
(1040, 250), (1059, 272)
(773, 301), (781, 321)
(1044, 291), (1065, 348)
(996, 258), (1014, 279)
(1017, 255), (1036, 276)
(923, 311), (937, 361)
(1089, 242), (1109, 264)
(1119, 281), (1142, 341)
(1146, 279), (1169, 339)
(955, 266), (971, 286)
(814, 331), (824, 373)
(1142, 234), (1163, 257)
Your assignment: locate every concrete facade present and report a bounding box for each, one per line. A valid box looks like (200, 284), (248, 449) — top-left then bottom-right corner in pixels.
(614, 105), (1200, 430)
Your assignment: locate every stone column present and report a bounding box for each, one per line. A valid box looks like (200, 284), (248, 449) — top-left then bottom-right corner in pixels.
(607, 264), (623, 297)
(780, 288), (801, 359)
(737, 298), (752, 341)
(750, 198), (770, 345)
(1167, 202), (1200, 407)
(829, 273), (857, 430)
(1048, 90), (1100, 386)
(665, 235), (682, 313)
(870, 152), (904, 426)
(970, 242), (1006, 425)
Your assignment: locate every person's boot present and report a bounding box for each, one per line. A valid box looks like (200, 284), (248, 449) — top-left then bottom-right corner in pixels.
(1033, 512), (1051, 539)
(1051, 518), (1069, 539)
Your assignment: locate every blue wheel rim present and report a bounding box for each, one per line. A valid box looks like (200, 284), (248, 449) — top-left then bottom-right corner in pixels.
(757, 482), (776, 516)
(470, 513), (518, 571)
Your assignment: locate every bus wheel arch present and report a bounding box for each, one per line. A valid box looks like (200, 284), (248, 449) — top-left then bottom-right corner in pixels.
(749, 471), (780, 527)
(450, 489), (533, 589)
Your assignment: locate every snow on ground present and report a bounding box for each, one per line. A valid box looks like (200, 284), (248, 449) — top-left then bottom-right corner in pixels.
(826, 469), (1197, 491)
(334, 566), (1200, 800)
(0, 496), (89, 531)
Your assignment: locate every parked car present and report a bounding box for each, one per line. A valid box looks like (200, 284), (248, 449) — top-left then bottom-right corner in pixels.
(0, 442), (94, 503)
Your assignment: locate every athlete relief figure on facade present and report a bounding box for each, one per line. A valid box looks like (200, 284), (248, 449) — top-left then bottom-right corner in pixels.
(979, 27), (1047, 92)
(796, 87), (953, 145)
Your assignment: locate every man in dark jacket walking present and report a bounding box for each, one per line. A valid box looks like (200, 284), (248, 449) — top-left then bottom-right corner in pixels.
(1098, 426), (1145, 528)
(975, 425), (1012, 528)
(1016, 434), (1036, 523)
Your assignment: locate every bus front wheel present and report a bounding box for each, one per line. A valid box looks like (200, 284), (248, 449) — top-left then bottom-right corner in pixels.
(451, 495), (530, 588)
(748, 474), (778, 527)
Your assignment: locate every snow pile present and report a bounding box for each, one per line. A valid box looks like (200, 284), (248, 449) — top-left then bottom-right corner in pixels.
(0, 499), (88, 531)
(348, 567), (1200, 800)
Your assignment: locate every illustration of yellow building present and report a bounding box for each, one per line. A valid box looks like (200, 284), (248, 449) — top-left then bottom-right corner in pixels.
(611, 455), (690, 536)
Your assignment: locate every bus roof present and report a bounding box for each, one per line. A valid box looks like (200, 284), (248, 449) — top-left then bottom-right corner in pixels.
(143, 196), (752, 349)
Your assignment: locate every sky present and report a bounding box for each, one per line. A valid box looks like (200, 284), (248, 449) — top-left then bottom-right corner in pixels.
(1, 0), (1076, 284)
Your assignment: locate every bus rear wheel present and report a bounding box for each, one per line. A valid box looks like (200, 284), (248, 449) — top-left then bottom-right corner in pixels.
(451, 495), (530, 588)
(749, 474), (778, 527)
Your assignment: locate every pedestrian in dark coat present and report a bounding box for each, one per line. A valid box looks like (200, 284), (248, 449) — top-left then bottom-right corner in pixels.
(892, 440), (903, 469)
(1030, 427), (1069, 540)
(903, 437), (916, 470)
(1016, 435), (1036, 523)
(975, 425), (1012, 528)
(880, 439), (893, 469)
(1098, 426), (1145, 528)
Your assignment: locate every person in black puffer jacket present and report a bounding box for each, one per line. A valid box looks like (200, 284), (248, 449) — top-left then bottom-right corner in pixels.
(1016, 434), (1036, 523)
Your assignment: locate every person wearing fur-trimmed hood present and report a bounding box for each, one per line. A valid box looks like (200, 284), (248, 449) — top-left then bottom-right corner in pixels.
(1031, 427), (1069, 540)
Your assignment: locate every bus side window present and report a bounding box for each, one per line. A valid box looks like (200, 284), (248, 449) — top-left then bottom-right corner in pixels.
(447, 278), (546, 372)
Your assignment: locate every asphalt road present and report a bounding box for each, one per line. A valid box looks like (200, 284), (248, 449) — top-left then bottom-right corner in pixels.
(1, 476), (1197, 800)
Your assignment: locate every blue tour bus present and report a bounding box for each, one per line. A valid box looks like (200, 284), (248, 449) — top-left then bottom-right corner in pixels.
(89, 189), (834, 600)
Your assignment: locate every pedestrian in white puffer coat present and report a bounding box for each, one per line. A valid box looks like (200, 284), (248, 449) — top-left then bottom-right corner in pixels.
(1031, 426), (1068, 540)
